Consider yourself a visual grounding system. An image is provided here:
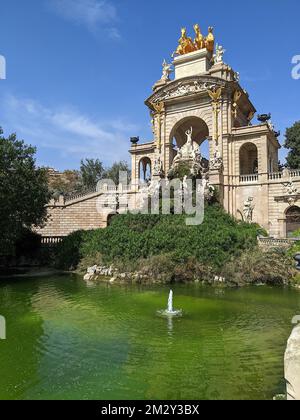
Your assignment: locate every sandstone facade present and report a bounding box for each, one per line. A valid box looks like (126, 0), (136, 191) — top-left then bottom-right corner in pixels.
(38, 45), (300, 239)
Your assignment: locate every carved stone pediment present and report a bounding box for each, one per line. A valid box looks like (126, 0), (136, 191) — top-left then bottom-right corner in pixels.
(145, 76), (226, 107)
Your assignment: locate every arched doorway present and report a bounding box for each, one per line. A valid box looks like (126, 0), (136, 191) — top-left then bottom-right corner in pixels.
(170, 116), (210, 161)
(286, 206), (300, 237)
(239, 143), (258, 175)
(139, 157), (152, 182)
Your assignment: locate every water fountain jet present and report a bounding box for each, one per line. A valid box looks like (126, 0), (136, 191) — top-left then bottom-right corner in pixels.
(158, 290), (182, 317)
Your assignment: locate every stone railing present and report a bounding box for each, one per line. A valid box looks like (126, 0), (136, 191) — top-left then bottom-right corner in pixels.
(239, 174), (259, 184)
(238, 170), (300, 184)
(63, 184), (134, 204)
(268, 169), (300, 181)
(268, 172), (283, 181)
(65, 187), (97, 203)
(258, 236), (297, 249)
(41, 236), (64, 247)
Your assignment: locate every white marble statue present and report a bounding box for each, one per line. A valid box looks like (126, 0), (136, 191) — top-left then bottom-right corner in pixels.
(185, 127), (193, 145)
(243, 197), (255, 223)
(214, 44), (226, 64)
(234, 71), (240, 82)
(153, 155), (164, 176)
(172, 126), (204, 177)
(161, 60), (173, 82)
(210, 149), (223, 171)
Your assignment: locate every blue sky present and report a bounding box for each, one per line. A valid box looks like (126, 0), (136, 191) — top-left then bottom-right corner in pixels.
(0, 0), (299, 170)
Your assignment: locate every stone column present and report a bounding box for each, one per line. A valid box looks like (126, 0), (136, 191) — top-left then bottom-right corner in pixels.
(131, 145), (138, 186)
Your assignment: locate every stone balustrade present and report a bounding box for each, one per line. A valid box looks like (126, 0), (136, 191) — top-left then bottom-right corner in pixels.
(40, 236), (64, 247)
(239, 174), (259, 184)
(64, 184), (133, 202)
(238, 170), (300, 185)
(268, 172), (283, 181)
(268, 169), (300, 182)
(65, 187), (97, 203)
(258, 236), (297, 249)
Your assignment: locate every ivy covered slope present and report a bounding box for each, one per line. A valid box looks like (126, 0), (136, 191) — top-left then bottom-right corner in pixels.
(55, 204), (296, 286)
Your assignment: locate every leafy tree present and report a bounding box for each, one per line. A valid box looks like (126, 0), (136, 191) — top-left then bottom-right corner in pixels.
(284, 121), (300, 169)
(80, 158), (105, 188)
(0, 128), (50, 255)
(48, 169), (82, 196)
(104, 161), (131, 185)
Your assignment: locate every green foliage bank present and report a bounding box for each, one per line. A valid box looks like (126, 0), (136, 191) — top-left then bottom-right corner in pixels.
(53, 205), (296, 286)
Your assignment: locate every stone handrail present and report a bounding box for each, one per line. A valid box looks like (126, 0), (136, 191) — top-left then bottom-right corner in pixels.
(65, 187), (97, 202)
(268, 172), (283, 181)
(268, 170), (300, 181)
(258, 236), (297, 248)
(289, 170), (300, 178)
(41, 236), (64, 246)
(64, 185), (133, 203)
(238, 170), (300, 184)
(239, 174), (259, 183)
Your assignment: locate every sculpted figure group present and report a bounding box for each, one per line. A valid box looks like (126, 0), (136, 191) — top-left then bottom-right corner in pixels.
(173, 25), (215, 57)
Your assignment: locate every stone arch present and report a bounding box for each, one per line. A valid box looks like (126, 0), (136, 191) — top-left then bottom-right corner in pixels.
(169, 116), (210, 148)
(285, 206), (300, 237)
(107, 213), (117, 226)
(239, 142), (258, 175)
(139, 157), (152, 181)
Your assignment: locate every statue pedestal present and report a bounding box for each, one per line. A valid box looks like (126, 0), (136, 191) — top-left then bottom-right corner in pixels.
(173, 49), (213, 79)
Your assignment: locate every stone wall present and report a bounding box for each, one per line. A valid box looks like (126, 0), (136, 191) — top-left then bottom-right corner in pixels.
(36, 192), (109, 237)
(36, 189), (141, 238)
(226, 169), (300, 237)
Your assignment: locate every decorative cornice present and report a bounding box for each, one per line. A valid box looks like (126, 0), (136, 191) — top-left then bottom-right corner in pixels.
(145, 75), (227, 109)
(274, 194), (300, 204)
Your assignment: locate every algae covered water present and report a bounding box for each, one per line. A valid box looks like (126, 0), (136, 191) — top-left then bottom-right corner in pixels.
(0, 274), (299, 400)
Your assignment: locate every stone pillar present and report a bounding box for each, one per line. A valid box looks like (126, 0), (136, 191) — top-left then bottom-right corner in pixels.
(131, 145), (138, 185)
(285, 324), (300, 400)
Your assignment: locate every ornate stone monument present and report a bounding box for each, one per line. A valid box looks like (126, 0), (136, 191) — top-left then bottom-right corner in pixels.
(36, 23), (300, 240)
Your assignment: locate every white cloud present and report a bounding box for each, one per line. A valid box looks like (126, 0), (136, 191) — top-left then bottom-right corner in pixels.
(0, 94), (138, 168)
(49, 0), (120, 37)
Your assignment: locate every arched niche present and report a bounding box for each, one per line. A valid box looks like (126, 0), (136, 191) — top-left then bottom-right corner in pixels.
(239, 143), (258, 175)
(139, 157), (152, 182)
(286, 206), (300, 238)
(169, 116), (210, 160)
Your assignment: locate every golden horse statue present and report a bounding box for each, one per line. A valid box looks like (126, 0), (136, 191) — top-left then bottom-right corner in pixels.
(173, 25), (215, 57)
(205, 26), (215, 52)
(172, 28), (196, 57)
(194, 24), (206, 50)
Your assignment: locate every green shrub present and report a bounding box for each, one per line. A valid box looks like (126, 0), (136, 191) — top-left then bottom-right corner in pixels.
(292, 229), (300, 238)
(55, 204), (260, 274)
(15, 228), (41, 258)
(221, 248), (296, 286)
(54, 230), (93, 270)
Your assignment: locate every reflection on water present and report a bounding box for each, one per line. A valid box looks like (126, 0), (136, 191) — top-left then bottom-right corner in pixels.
(167, 315), (173, 335)
(0, 274), (300, 400)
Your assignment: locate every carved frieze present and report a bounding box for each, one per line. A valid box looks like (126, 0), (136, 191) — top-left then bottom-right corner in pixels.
(148, 77), (226, 105)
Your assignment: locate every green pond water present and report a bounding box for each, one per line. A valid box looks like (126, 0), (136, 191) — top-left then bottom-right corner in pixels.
(0, 274), (300, 400)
